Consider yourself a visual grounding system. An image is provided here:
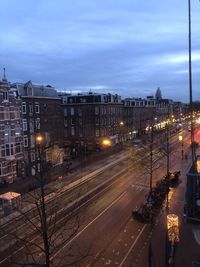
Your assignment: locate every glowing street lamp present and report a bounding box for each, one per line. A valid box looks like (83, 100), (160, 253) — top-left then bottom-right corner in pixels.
(36, 134), (43, 144)
(178, 134), (184, 160)
(102, 139), (111, 147)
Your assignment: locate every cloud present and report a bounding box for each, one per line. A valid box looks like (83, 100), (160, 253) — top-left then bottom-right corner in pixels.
(0, 0), (200, 102)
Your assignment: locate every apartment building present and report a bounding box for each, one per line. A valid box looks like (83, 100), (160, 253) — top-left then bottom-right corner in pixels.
(11, 81), (63, 176)
(61, 92), (123, 155)
(0, 71), (24, 184)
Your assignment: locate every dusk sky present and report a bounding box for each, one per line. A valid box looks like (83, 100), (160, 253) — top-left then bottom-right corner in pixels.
(0, 0), (200, 102)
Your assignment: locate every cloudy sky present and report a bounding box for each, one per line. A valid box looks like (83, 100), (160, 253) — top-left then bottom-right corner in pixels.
(0, 0), (200, 102)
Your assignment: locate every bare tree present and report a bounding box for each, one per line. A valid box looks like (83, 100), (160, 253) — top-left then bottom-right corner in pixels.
(128, 123), (163, 193)
(0, 142), (90, 267)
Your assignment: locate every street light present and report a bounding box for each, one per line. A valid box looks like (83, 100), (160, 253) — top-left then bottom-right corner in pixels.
(102, 138), (111, 147)
(35, 134), (50, 267)
(188, 0), (196, 162)
(178, 134), (184, 160)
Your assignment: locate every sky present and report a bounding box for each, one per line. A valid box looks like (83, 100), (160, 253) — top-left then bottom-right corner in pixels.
(0, 0), (200, 102)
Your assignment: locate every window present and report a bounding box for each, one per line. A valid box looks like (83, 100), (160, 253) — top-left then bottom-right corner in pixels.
(70, 107), (74, 116)
(3, 91), (8, 101)
(0, 163), (2, 176)
(14, 107), (20, 119)
(15, 125), (21, 136)
(64, 108), (67, 116)
(29, 104), (33, 114)
(64, 118), (68, 127)
(23, 119), (27, 131)
(35, 103), (40, 113)
(29, 119), (34, 133)
(71, 126), (75, 136)
(36, 118), (40, 129)
(95, 107), (99, 115)
(78, 108), (82, 116)
(71, 118), (75, 125)
(4, 107), (10, 120)
(95, 129), (100, 137)
(22, 102), (26, 114)
(23, 135), (28, 147)
(79, 129), (83, 137)
(30, 135), (35, 148)
(10, 144), (14, 155)
(6, 144), (10, 156)
(4, 126), (11, 142)
(1, 145), (5, 157)
(15, 143), (21, 153)
(31, 151), (35, 162)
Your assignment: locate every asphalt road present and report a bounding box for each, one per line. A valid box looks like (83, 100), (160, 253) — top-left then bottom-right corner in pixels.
(0, 127), (190, 267)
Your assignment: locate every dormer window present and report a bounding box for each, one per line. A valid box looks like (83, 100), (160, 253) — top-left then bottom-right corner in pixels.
(3, 91), (8, 101)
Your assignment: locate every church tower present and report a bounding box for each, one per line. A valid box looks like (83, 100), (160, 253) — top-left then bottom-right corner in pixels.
(155, 87), (162, 102)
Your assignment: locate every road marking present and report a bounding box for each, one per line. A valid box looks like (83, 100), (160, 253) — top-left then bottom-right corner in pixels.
(51, 191), (127, 260)
(118, 224), (147, 267)
(193, 229), (200, 245)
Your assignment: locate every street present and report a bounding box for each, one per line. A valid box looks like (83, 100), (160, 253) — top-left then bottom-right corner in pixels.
(0, 127), (193, 267)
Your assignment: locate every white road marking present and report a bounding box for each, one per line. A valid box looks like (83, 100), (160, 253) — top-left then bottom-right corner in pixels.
(51, 191), (127, 260)
(119, 224), (147, 267)
(193, 229), (200, 245)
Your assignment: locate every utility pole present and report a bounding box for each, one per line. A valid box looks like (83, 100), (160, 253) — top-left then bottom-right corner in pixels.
(36, 135), (50, 267)
(188, 0), (196, 162)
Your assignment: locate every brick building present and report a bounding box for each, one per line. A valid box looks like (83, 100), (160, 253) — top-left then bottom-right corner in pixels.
(11, 81), (63, 176)
(123, 97), (156, 136)
(61, 92), (123, 155)
(0, 71), (24, 184)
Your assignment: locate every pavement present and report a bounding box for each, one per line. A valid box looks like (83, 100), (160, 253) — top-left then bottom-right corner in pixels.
(134, 145), (200, 267)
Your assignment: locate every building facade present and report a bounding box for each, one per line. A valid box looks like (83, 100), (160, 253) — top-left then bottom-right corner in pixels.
(61, 92), (123, 155)
(0, 72), (24, 184)
(11, 81), (63, 176)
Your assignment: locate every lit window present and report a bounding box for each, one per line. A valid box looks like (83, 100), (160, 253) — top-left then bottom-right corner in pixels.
(4, 126), (10, 142)
(15, 125), (21, 136)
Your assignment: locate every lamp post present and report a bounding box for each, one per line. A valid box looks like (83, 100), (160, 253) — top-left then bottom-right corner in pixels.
(188, 0), (196, 162)
(178, 134), (184, 160)
(36, 134), (50, 267)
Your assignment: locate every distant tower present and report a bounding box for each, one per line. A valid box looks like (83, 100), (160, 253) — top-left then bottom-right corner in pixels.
(2, 67), (7, 82)
(155, 87), (162, 101)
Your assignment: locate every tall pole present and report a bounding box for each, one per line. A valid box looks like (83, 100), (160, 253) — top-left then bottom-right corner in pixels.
(188, 0), (195, 162)
(36, 140), (50, 267)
